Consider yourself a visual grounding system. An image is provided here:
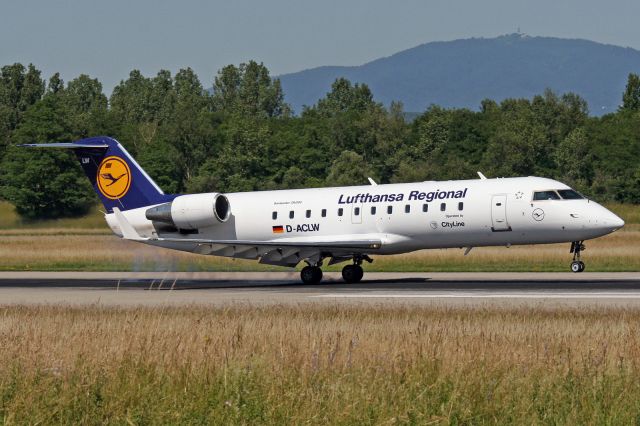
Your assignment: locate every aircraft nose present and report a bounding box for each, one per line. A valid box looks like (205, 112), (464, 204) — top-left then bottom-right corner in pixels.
(607, 211), (625, 230)
(600, 208), (624, 231)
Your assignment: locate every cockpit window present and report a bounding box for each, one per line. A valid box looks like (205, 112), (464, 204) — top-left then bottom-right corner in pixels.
(533, 190), (561, 201)
(557, 189), (584, 200)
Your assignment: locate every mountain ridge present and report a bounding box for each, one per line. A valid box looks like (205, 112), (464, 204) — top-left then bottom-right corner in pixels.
(277, 34), (640, 115)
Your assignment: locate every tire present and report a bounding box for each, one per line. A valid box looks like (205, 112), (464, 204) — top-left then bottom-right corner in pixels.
(570, 261), (582, 273)
(301, 266), (322, 284)
(578, 261), (585, 272)
(342, 265), (364, 283)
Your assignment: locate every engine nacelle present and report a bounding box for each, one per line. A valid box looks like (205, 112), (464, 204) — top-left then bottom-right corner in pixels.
(145, 193), (230, 230)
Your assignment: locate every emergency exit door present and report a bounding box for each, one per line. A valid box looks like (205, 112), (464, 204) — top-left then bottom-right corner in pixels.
(491, 194), (511, 232)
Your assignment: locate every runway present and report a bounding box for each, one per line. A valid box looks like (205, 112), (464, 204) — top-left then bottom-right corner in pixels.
(0, 271), (639, 306)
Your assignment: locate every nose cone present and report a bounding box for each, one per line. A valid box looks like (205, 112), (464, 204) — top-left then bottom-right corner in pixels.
(606, 210), (625, 230)
(585, 203), (625, 236)
(595, 206), (625, 233)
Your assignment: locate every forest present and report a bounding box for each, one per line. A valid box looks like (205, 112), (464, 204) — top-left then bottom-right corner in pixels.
(0, 61), (639, 219)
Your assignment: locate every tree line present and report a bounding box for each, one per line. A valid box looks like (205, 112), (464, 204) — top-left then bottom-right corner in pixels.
(0, 61), (639, 219)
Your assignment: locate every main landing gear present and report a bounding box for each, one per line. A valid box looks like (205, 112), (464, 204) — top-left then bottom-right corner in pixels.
(342, 264), (363, 283)
(299, 255), (373, 284)
(300, 265), (323, 285)
(341, 255), (372, 283)
(570, 241), (586, 273)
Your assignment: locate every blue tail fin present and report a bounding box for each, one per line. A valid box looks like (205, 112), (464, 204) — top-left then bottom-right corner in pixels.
(22, 136), (176, 212)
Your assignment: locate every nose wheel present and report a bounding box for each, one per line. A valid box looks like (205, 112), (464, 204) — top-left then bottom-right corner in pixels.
(570, 241), (586, 273)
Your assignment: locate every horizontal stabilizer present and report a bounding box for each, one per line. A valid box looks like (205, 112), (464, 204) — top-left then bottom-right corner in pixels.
(19, 143), (109, 149)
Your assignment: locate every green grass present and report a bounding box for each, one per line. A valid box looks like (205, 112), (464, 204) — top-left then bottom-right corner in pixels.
(0, 202), (106, 229)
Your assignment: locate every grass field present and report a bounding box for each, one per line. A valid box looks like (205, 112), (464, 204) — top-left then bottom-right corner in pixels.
(0, 202), (637, 272)
(1, 304), (640, 424)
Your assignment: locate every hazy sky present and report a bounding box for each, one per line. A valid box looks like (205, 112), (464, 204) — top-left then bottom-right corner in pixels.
(2, 0), (640, 94)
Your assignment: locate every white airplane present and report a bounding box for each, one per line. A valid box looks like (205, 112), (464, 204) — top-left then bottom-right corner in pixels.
(24, 136), (625, 284)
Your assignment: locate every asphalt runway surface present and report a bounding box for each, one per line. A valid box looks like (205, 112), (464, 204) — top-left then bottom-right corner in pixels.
(0, 272), (639, 307)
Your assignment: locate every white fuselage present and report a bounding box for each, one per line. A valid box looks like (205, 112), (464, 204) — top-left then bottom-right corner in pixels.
(105, 176), (624, 261)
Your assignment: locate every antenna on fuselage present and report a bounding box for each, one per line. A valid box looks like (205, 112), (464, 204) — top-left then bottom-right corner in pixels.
(477, 171), (487, 180)
(367, 177), (378, 186)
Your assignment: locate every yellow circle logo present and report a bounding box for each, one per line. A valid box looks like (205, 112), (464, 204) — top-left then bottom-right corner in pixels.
(97, 156), (131, 199)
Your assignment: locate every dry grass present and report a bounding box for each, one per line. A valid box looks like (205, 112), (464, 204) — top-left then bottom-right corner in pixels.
(1, 304), (640, 423)
(0, 226), (637, 271)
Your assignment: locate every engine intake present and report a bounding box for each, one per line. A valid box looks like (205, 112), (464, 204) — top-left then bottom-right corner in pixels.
(145, 193), (230, 230)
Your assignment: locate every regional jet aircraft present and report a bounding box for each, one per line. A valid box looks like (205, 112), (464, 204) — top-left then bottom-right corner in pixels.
(24, 137), (625, 284)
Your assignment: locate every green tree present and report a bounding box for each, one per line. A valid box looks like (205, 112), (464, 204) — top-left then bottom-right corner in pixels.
(212, 61), (289, 117)
(62, 74), (108, 137)
(553, 127), (592, 190)
(312, 78), (375, 117)
(282, 166), (305, 189)
(0, 63), (45, 152)
(1, 93), (94, 218)
(621, 73), (640, 112)
(326, 150), (375, 186)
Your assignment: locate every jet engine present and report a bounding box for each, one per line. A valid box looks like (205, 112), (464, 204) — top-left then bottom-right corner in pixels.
(145, 193), (230, 230)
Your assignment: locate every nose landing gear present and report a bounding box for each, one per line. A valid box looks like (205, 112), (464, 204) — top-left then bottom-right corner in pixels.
(570, 241), (585, 273)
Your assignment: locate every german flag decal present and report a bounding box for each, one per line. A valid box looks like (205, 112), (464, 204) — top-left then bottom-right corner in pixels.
(272, 225), (284, 234)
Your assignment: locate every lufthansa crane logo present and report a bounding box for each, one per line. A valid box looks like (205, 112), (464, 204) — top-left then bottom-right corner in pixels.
(532, 208), (545, 221)
(97, 156), (131, 199)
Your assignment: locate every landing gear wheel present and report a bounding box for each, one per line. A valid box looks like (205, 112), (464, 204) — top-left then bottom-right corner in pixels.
(301, 266), (323, 284)
(342, 264), (364, 283)
(569, 241), (586, 273)
(570, 261), (582, 273)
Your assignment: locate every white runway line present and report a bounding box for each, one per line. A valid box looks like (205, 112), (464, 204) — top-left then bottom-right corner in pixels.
(312, 292), (640, 299)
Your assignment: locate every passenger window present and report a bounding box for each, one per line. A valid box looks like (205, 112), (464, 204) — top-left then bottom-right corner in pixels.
(354, 207), (360, 216)
(422, 204), (428, 212)
(405, 204), (410, 213)
(289, 210), (294, 219)
(440, 203), (446, 212)
(458, 202), (463, 211)
(272, 211), (277, 220)
(338, 208), (343, 217)
(321, 209), (327, 217)
(306, 209), (311, 218)
(371, 206), (376, 215)
(533, 190), (560, 201)
(387, 205), (393, 214)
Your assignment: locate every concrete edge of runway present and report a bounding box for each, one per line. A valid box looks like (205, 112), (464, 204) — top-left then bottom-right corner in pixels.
(0, 271), (638, 281)
(0, 271), (639, 306)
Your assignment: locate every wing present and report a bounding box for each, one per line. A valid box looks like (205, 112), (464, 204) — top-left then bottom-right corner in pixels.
(112, 208), (381, 266)
(149, 236), (382, 267)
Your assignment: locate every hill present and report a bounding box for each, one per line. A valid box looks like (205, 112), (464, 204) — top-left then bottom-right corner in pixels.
(278, 34), (640, 115)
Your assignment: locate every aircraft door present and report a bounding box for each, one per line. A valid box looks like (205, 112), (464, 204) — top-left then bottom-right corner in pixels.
(491, 194), (511, 232)
(351, 204), (363, 224)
